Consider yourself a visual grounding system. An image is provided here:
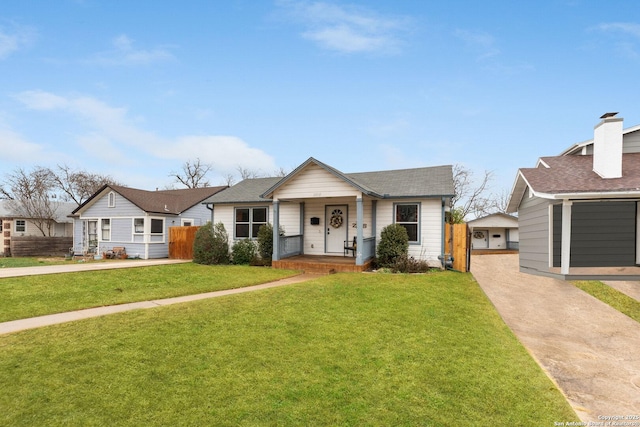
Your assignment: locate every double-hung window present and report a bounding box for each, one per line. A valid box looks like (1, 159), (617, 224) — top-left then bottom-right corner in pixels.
(101, 219), (111, 241)
(134, 218), (144, 234)
(395, 203), (420, 243)
(15, 220), (26, 233)
(235, 207), (268, 239)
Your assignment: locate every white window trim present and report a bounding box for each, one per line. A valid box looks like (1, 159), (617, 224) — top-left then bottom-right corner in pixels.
(393, 202), (421, 244)
(15, 219), (27, 233)
(148, 217), (166, 244)
(133, 218), (144, 234)
(181, 218), (195, 226)
(108, 191), (116, 208)
(234, 206), (268, 239)
(101, 218), (111, 242)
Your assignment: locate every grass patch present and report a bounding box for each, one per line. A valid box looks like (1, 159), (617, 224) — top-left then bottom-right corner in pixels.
(573, 280), (640, 323)
(0, 264), (297, 322)
(0, 257), (69, 268)
(0, 272), (578, 425)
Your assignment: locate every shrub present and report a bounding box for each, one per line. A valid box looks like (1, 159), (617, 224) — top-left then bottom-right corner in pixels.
(377, 223), (409, 267)
(391, 254), (432, 273)
(231, 239), (257, 265)
(257, 223), (274, 265)
(193, 222), (230, 265)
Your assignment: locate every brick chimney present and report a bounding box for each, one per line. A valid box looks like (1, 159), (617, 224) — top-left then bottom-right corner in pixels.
(593, 112), (623, 179)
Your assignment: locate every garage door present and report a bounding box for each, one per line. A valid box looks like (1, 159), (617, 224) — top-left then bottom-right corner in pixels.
(553, 201), (636, 267)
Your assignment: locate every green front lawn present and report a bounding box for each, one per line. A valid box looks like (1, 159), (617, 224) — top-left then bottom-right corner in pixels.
(0, 257), (69, 268)
(0, 263), (298, 322)
(0, 272), (578, 425)
(573, 280), (640, 323)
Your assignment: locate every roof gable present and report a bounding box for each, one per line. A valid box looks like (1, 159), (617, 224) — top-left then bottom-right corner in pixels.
(467, 212), (518, 228)
(261, 157), (454, 200)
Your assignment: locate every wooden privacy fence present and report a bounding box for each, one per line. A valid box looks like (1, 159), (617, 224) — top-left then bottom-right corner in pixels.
(444, 223), (470, 272)
(169, 226), (200, 259)
(10, 236), (73, 257)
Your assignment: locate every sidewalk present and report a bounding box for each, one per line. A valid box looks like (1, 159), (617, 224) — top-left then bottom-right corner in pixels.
(0, 273), (320, 335)
(0, 258), (191, 278)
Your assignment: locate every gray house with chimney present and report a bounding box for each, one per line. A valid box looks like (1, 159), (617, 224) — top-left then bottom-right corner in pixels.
(507, 113), (640, 280)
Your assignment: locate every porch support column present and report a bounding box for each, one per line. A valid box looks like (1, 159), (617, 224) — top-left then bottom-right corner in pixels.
(299, 202), (305, 255)
(356, 197), (364, 265)
(371, 200), (377, 256)
(273, 199), (281, 262)
(561, 200), (572, 275)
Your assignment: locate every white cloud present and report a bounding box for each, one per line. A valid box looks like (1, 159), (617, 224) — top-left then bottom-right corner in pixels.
(596, 22), (640, 38)
(0, 25), (36, 59)
(170, 136), (277, 175)
(278, 1), (409, 54)
(87, 34), (175, 65)
(13, 90), (276, 177)
(593, 22), (640, 59)
(454, 29), (500, 60)
(0, 125), (45, 161)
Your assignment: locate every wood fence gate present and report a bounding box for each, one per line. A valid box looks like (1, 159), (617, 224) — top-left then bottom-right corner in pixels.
(444, 223), (470, 272)
(169, 226), (200, 259)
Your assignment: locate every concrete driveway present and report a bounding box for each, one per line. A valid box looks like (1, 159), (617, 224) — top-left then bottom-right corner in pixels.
(471, 254), (640, 422)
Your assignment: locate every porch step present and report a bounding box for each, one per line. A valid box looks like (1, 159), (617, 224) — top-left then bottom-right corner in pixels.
(272, 256), (372, 274)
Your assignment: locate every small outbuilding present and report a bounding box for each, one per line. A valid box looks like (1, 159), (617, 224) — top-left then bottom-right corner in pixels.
(467, 213), (519, 252)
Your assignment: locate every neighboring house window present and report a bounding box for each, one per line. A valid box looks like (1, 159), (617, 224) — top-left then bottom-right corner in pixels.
(150, 218), (164, 234)
(134, 218), (144, 234)
(15, 220), (26, 233)
(235, 207), (268, 239)
(395, 203), (420, 243)
(108, 192), (116, 208)
(101, 219), (111, 241)
(181, 219), (193, 226)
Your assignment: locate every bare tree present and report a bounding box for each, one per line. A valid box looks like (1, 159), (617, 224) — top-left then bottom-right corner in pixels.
(450, 164), (494, 222)
(489, 188), (511, 214)
(170, 158), (213, 188)
(221, 173), (236, 187)
(236, 166), (262, 180)
(50, 164), (120, 205)
(1, 167), (59, 236)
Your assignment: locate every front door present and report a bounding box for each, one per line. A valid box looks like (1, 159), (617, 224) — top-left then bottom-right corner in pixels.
(326, 205), (348, 254)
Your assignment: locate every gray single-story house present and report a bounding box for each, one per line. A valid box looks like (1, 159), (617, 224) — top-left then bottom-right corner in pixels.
(71, 184), (227, 259)
(203, 157), (455, 270)
(467, 212), (519, 251)
(507, 112), (640, 280)
(1, 200), (76, 256)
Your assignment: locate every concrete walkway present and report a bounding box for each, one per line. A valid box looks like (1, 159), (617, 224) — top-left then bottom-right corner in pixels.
(0, 258), (191, 278)
(471, 254), (640, 423)
(0, 270), (319, 335)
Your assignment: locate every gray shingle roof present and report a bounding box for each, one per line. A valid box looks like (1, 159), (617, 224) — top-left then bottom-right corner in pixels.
(204, 159), (454, 204)
(347, 165), (454, 198)
(203, 177), (281, 204)
(0, 200), (77, 222)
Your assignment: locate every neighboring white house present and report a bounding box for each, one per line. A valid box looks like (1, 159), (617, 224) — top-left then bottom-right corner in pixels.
(70, 184), (227, 259)
(467, 213), (519, 251)
(508, 112), (640, 280)
(0, 200), (76, 256)
(203, 157), (455, 269)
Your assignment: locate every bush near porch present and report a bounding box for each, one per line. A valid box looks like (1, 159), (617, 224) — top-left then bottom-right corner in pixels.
(0, 272), (577, 425)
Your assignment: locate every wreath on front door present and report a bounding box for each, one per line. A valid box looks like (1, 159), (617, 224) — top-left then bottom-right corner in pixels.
(330, 209), (344, 228)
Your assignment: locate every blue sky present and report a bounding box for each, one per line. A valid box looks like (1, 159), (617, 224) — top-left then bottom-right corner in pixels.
(2, 1), (640, 197)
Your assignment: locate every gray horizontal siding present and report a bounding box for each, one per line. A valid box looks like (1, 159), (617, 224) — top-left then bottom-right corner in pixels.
(518, 195), (551, 273)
